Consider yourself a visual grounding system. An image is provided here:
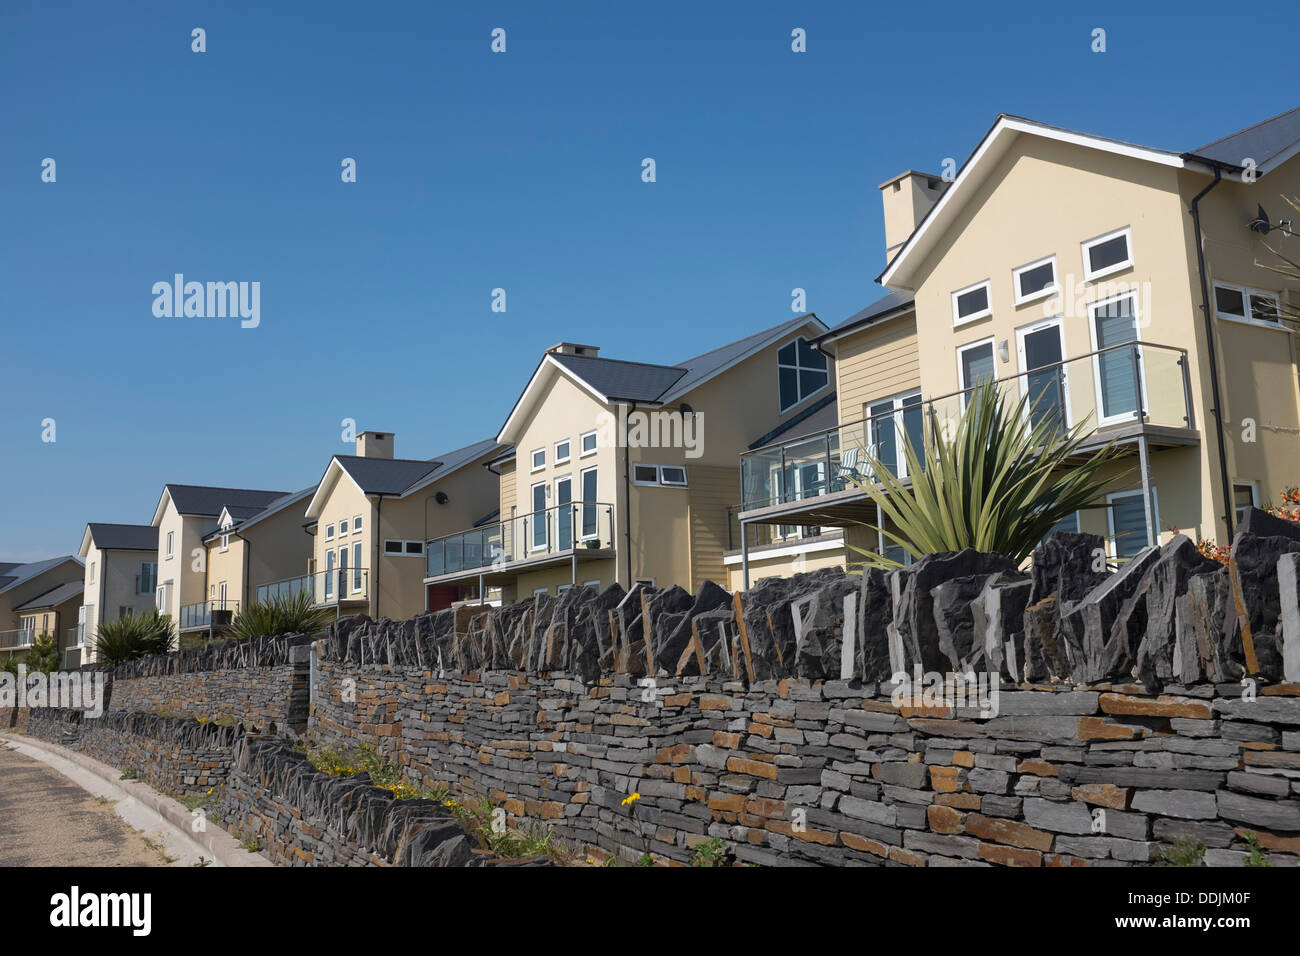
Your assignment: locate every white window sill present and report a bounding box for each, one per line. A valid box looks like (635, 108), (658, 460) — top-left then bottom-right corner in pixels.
(1216, 314), (1293, 334)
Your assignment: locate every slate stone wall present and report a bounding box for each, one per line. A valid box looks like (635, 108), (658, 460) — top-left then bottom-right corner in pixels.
(25, 708), (239, 797)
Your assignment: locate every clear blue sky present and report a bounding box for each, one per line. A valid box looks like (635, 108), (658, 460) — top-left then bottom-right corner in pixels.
(2, 0), (1295, 560)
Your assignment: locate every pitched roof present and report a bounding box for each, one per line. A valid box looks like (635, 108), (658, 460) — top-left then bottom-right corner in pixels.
(0, 556), (83, 595)
(663, 314), (824, 400)
(84, 523), (158, 552)
(14, 580), (84, 612)
(204, 487), (317, 542)
(159, 484), (289, 519)
(547, 352), (688, 403)
(1189, 106), (1300, 172)
(817, 291), (916, 345)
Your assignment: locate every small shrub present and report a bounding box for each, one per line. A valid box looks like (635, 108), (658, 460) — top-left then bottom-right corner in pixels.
(1241, 832), (1275, 868)
(690, 837), (729, 867)
(636, 852), (655, 867)
(93, 611), (175, 667)
(119, 769), (138, 781)
(229, 591), (331, 643)
(21, 635), (61, 674)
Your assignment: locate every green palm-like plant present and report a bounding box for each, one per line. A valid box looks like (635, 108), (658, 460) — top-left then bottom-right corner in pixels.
(228, 591), (331, 643)
(849, 378), (1125, 569)
(93, 611), (176, 667)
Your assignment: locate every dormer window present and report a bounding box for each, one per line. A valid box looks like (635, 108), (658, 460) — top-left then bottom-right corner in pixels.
(777, 337), (829, 412)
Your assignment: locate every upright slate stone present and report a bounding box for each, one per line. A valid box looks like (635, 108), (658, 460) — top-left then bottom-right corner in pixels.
(1056, 544), (1160, 682)
(857, 568), (895, 681)
(1029, 531), (1109, 606)
(970, 574), (1032, 679)
(1132, 536), (1222, 691)
(1227, 513), (1300, 680)
(654, 580), (730, 673)
(791, 572), (860, 679)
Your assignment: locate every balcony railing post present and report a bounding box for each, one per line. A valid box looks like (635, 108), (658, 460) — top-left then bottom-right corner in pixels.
(1130, 342), (1146, 423)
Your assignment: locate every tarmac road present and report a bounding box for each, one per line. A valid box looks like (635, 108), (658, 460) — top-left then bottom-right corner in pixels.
(0, 744), (168, 866)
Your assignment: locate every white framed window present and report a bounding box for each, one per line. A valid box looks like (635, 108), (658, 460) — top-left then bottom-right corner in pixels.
(1012, 255), (1057, 306)
(660, 465), (687, 487)
(89, 561), (96, 583)
(339, 518), (349, 536)
(156, 581), (171, 613)
(631, 463), (689, 487)
(632, 463), (660, 486)
(579, 467), (599, 541)
(1232, 481), (1260, 524)
(579, 430), (598, 457)
(220, 533), (229, 552)
(383, 539), (424, 557)
(325, 549), (335, 597)
(557, 583), (572, 594)
(952, 279), (992, 326)
(863, 389), (924, 479)
(325, 524), (335, 541)
(1015, 315), (1070, 434)
(533, 587), (549, 598)
(165, 531), (174, 559)
(957, 337), (996, 408)
(583, 579), (601, 589)
(383, 539), (403, 555)
(404, 541), (424, 556)
(555, 439), (571, 464)
(1214, 281), (1282, 327)
(531, 448), (546, 472)
(777, 336), (830, 412)
(1082, 226), (1133, 281)
(1107, 487), (1159, 559)
(352, 541), (363, 591)
(633, 578), (656, 588)
(1089, 292), (1143, 426)
(218, 581), (227, 608)
(353, 514), (363, 533)
(530, 481), (548, 551)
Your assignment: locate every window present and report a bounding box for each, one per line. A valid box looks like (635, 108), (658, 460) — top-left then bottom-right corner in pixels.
(383, 539), (424, 557)
(660, 466), (688, 486)
(353, 541), (363, 591)
(166, 531), (174, 558)
(1214, 282), (1281, 326)
(580, 467), (599, 540)
(952, 280), (992, 326)
(633, 464), (659, 485)
(863, 390), (924, 479)
(580, 430), (598, 456)
(325, 549), (335, 597)
(557, 584), (572, 594)
(325, 524), (335, 541)
(1040, 511), (1080, 545)
(555, 440), (571, 464)
(218, 581), (227, 608)
(353, 514), (363, 533)
(1013, 256), (1057, 305)
(89, 561), (96, 582)
(1082, 226), (1133, 280)
(210, 584), (216, 598)
(138, 562), (157, 595)
(1233, 482), (1259, 524)
(531, 448), (546, 472)
(156, 581), (171, 613)
(339, 518), (349, 536)
(633, 578), (656, 588)
(533, 587), (549, 598)
(1107, 488), (1158, 559)
(957, 338), (996, 405)
(777, 337), (830, 412)
(583, 579), (601, 589)
(531, 482), (548, 550)
(1090, 293), (1142, 425)
(220, 533), (229, 551)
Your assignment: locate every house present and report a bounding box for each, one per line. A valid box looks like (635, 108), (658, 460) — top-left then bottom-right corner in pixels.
(296, 432), (505, 620)
(734, 108), (1300, 585)
(422, 316), (840, 602)
(199, 487), (315, 628)
(0, 556), (85, 663)
(151, 484), (289, 642)
(75, 523), (159, 666)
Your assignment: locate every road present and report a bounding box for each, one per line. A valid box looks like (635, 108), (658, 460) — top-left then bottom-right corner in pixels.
(0, 744), (168, 866)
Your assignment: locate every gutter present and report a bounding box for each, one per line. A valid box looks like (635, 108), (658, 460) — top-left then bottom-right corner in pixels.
(624, 403), (635, 587)
(1187, 163), (1236, 541)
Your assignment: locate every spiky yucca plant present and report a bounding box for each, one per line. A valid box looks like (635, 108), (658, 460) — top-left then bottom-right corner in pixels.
(849, 378), (1123, 568)
(93, 611), (175, 667)
(228, 591), (332, 642)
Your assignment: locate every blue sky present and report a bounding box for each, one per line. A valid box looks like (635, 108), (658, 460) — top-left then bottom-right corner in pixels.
(1, 0), (1296, 560)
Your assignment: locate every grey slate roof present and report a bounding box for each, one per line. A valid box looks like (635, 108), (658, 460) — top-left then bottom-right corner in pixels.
(820, 291), (915, 340)
(547, 352), (688, 403)
(334, 438), (506, 497)
(546, 314), (826, 405)
(86, 523), (158, 552)
(14, 580), (84, 612)
(1190, 106), (1300, 169)
(0, 556), (82, 595)
(166, 484), (288, 517)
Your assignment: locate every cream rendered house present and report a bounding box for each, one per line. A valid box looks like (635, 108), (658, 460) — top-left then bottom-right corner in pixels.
(75, 523), (158, 666)
(735, 109), (1300, 584)
(151, 484), (289, 642)
(0, 556), (85, 662)
(199, 487), (315, 630)
(296, 432), (504, 621)
(422, 316), (840, 601)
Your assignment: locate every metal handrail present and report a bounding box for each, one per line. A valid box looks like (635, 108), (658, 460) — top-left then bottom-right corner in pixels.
(254, 569), (369, 605)
(743, 340), (1191, 458)
(426, 500), (616, 578)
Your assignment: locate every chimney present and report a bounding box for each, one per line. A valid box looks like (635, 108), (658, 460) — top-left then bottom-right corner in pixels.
(356, 431), (394, 459)
(546, 342), (600, 358)
(879, 170), (949, 263)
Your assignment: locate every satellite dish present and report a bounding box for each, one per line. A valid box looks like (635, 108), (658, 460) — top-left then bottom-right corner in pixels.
(679, 403), (694, 416)
(1249, 203), (1272, 234)
(435, 491), (449, 504)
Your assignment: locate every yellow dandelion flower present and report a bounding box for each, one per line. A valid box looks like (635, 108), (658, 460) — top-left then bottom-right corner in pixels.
(621, 792), (641, 806)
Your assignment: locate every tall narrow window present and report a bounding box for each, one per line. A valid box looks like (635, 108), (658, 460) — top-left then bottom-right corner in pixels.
(958, 339), (996, 409)
(581, 467), (599, 540)
(1091, 293), (1142, 424)
(531, 482), (548, 550)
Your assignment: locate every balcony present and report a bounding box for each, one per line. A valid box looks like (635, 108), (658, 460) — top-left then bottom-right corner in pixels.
(179, 599), (241, 632)
(254, 569), (370, 608)
(0, 628), (36, 656)
(738, 341), (1196, 524)
(425, 501), (616, 583)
